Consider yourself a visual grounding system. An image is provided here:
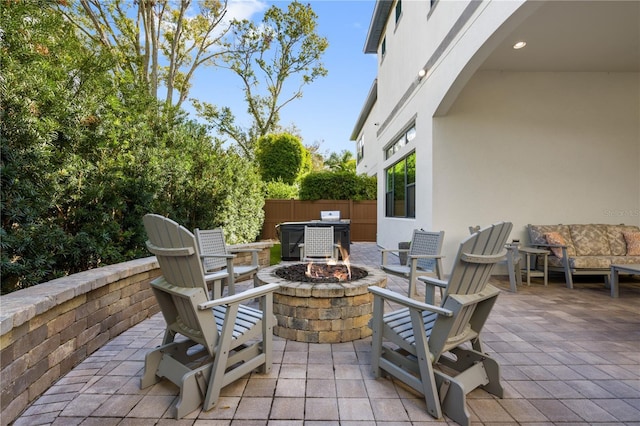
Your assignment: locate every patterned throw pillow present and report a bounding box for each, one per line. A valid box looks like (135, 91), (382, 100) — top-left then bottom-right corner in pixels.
(544, 232), (566, 258)
(623, 231), (640, 256)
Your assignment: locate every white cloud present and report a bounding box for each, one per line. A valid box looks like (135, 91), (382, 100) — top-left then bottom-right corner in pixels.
(226, 0), (268, 22)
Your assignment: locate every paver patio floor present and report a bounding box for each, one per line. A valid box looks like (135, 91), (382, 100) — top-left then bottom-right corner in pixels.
(14, 242), (640, 425)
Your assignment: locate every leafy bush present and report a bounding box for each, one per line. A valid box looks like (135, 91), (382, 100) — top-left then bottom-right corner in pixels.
(299, 171), (377, 201)
(265, 178), (299, 199)
(255, 133), (310, 184)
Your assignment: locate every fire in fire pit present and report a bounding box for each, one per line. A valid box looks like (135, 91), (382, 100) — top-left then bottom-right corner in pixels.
(275, 263), (368, 283)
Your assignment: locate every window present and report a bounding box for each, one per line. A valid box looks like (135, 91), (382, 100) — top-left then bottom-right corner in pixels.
(395, 0), (402, 23)
(384, 125), (416, 160)
(381, 37), (386, 59)
(357, 136), (364, 164)
(385, 152), (416, 218)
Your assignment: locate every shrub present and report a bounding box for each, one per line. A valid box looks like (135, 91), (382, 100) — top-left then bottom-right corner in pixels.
(265, 178), (299, 199)
(299, 171), (377, 201)
(255, 133), (310, 184)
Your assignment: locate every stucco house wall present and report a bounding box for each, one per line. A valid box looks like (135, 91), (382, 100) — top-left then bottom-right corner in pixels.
(433, 70), (640, 267)
(353, 0), (639, 273)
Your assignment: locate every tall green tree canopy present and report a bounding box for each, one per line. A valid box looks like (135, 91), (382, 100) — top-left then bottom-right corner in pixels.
(255, 133), (311, 185)
(61, 0), (232, 109)
(192, 1), (328, 157)
(325, 150), (356, 173)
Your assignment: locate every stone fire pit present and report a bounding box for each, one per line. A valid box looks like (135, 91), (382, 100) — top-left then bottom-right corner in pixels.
(256, 263), (387, 343)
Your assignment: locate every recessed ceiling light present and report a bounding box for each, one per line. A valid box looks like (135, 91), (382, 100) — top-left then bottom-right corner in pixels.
(513, 41), (527, 49)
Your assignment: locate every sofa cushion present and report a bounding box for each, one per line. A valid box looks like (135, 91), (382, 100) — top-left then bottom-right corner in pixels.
(606, 225), (640, 256)
(623, 231), (640, 256)
(569, 256), (613, 270)
(529, 225), (576, 256)
(569, 225), (610, 256)
(548, 255), (640, 270)
(610, 255), (640, 265)
(544, 232), (567, 259)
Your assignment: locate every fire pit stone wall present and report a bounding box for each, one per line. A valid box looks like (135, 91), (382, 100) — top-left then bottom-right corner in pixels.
(256, 263), (387, 343)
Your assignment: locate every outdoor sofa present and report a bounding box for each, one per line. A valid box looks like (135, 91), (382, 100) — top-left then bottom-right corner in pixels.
(527, 223), (640, 288)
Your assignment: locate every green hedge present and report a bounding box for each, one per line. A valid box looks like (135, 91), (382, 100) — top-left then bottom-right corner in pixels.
(299, 171), (376, 201)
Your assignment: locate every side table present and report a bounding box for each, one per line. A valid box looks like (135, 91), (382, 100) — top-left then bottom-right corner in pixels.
(610, 264), (640, 298)
(519, 246), (549, 286)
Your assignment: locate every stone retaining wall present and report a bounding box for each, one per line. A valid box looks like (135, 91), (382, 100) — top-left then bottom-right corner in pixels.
(0, 241), (273, 426)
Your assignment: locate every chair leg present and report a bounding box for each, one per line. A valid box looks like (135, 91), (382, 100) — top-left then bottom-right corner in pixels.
(260, 294), (274, 374)
(410, 310), (443, 420)
(175, 364), (210, 419)
(424, 286), (436, 305)
(227, 275), (236, 295)
(162, 328), (176, 345)
(435, 347), (504, 425)
(370, 296), (384, 378)
(562, 252), (573, 289)
(434, 371), (472, 426)
(140, 348), (163, 388)
(203, 304), (239, 411)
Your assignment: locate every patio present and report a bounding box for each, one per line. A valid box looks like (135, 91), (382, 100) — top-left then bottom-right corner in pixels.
(13, 242), (640, 425)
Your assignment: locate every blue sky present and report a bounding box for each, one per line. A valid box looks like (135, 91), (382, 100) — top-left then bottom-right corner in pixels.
(187, 0), (378, 156)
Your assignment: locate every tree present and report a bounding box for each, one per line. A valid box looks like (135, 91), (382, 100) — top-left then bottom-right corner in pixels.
(325, 150), (356, 173)
(193, 1), (328, 157)
(1, 1), (266, 293)
(305, 140), (326, 171)
(255, 133), (310, 185)
(61, 0), (232, 109)
(1, 0), (154, 292)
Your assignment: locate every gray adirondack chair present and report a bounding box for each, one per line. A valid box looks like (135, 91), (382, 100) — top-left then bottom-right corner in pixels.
(470, 225), (523, 292)
(298, 226), (340, 262)
(379, 229), (445, 299)
(194, 228), (260, 298)
(141, 214), (279, 419)
(368, 222), (511, 426)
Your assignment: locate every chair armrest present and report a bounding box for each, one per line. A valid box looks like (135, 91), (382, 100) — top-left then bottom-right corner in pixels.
(368, 286), (453, 317)
(380, 248), (409, 266)
(379, 248), (409, 254)
(518, 246), (550, 255)
(198, 283), (280, 309)
(417, 276), (448, 288)
(408, 254), (444, 260)
(531, 243), (566, 249)
(228, 248), (260, 265)
(201, 254), (236, 260)
(229, 248), (261, 254)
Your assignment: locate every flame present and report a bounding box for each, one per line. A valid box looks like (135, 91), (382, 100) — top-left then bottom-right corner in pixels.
(304, 244), (352, 281)
(339, 244), (352, 281)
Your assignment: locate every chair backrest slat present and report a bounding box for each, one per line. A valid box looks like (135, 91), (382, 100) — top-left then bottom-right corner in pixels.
(303, 226), (335, 259)
(444, 222), (511, 297)
(149, 278), (218, 352)
(195, 228), (229, 272)
(428, 222), (511, 359)
(143, 214), (209, 296)
(410, 230), (445, 271)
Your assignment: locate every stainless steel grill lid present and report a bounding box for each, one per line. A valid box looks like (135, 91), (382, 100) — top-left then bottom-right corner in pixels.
(320, 211), (340, 221)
